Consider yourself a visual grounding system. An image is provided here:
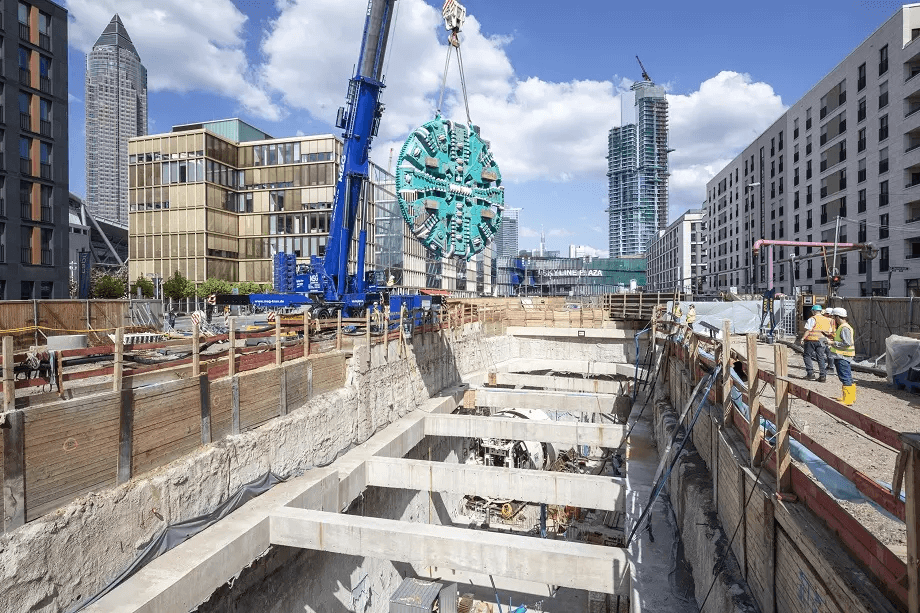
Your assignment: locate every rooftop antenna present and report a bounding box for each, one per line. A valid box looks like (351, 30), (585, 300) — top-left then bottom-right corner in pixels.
(636, 55), (651, 82)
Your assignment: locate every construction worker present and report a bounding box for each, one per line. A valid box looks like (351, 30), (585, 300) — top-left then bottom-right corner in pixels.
(686, 304), (697, 330)
(799, 304), (832, 382)
(829, 307), (856, 406)
(672, 302), (683, 321)
(824, 307), (838, 368)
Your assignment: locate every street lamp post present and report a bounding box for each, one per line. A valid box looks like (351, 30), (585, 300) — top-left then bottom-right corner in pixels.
(744, 181), (761, 294)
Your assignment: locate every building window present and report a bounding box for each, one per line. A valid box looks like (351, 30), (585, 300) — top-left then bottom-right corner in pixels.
(879, 44), (888, 76)
(806, 135), (812, 156)
(858, 188), (866, 213)
(806, 160), (812, 180)
(794, 144), (799, 163)
(879, 81), (888, 109)
(858, 158), (866, 183)
(857, 97), (866, 122)
(880, 213), (889, 239)
(879, 147), (888, 174)
(806, 107), (812, 131)
(857, 127), (866, 152)
(794, 191), (800, 208)
(879, 114), (888, 141)
(857, 62), (866, 91)
(858, 219), (867, 242)
(794, 118), (799, 140)
(794, 167), (800, 186)
(880, 180), (889, 206)
(806, 209), (813, 229)
(880, 246), (889, 272)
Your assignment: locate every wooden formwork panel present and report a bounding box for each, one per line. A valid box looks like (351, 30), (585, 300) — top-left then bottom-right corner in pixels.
(311, 354), (346, 396)
(131, 379), (201, 476)
(717, 430), (745, 571)
(0, 301), (36, 349)
(694, 410), (714, 472)
(284, 361), (310, 412)
(744, 474), (774, 612)
(239, 368), (281, 432)
(209, 378), (233, 441)
(23, 391), (121, 520)
(89, 301), (126, 332)
(0, 433), (4, 528)
(39, 301), (87, 337)
(775, 527), (837, 613)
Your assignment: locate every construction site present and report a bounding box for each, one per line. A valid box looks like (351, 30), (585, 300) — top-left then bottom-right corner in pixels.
(0, 293), (915, 613)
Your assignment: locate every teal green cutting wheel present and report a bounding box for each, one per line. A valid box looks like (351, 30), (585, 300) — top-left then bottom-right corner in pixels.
(396, 116), (504, 260)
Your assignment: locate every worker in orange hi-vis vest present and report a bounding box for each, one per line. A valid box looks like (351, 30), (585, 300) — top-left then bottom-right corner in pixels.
(799, 304), (832, 382)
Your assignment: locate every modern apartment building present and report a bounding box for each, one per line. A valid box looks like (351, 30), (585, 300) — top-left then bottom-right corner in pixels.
(493, 207), (520, 258)
(0, 0), (69, 300)
(705, 4), (920, 297)
(85, 14), (147, 226)
(647, 208), (706, 293)
(128, 119), (481, 293)
(607, 80), (669, 257)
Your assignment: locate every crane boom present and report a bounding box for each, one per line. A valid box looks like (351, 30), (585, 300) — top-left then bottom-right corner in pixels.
(636, 55), (651, 82)
(317, 0), (398, 306)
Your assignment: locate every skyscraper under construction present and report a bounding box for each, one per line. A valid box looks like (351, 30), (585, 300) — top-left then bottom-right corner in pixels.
(607, 80), (669, 256)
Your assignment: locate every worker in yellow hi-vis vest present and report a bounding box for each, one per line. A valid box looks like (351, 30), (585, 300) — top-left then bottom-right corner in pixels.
(798, 304), (832, 382)
(829, 308), (857, 406)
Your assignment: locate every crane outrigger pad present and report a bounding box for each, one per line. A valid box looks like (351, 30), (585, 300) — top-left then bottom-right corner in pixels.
(396, 115), (504, 260)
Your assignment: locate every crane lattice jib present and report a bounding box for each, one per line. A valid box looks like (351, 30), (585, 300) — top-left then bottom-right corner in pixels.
(322, 0), (397, 299)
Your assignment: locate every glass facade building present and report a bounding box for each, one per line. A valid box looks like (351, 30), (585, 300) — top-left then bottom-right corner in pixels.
(85, 14), (147, 226)
(0, 0), (70, 300)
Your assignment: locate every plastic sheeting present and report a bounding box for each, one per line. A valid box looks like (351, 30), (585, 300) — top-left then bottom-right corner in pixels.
(74, 471), (283, 612)
(885, 334), (920, 381)
(666, 300), (764, 335)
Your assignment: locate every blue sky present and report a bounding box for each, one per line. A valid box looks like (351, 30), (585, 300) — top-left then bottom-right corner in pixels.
(65, 0), (903, 256)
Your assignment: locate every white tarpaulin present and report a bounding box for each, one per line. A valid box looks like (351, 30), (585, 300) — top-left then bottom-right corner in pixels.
(885, 334), (920, 381)
(666, 300), (766, 336)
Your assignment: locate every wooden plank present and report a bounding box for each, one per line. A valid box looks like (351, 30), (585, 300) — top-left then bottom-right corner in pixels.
(231, 375), (240, 435)
(238, 368), (281, 431)
(209, 378), (233, 441)
(117, 388), (134, 485)
(903, 434), (920, 613)
(758, 369), (901, 449)
(199, 374), (211, 445)
(3, 410), (25, 531)
(746, 333), (762, 467)
(721, 320), (731, 422)
(2, 337), (14, 411)
(774, 344), (791, 496)
(113, 327), (124, 392)
(279, 365), (288, 417)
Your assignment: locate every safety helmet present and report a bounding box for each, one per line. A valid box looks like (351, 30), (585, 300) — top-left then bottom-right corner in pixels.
(811, 304), (823, 311)
(835, 308), (848, 318)
(824, 307), (837, 316)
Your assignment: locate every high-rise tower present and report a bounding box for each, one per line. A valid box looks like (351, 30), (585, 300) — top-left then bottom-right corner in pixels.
(607, 80), (669, 256)
(85, 14), (147, 225)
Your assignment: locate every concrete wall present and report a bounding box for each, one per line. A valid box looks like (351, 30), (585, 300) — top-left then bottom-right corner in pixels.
(0, 325), (512, 612)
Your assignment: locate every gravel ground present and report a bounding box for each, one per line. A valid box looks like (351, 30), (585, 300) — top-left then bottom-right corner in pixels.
(747, 340), (910, 558)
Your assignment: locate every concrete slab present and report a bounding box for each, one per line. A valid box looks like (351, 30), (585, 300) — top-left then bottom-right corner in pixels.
(424, 413), (626, 447)
(504, 358), (640, 378)
(269, 508), (630, 595)
(485, 372), (627, 395)
(507, 327), (632, 339)
(470, 388), (616, 413)
(365, 457), (626, 511)
(82, 469), (340, 613)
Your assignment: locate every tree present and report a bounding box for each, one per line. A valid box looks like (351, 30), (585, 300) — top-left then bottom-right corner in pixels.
(130, 276), (155, 298)
(92, 274), (126, 299)
(234, 281), (263, 295)
(163, 271), (195, 300)
(196, 277), (233, 298)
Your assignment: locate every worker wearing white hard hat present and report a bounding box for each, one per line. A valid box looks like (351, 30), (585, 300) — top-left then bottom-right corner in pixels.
(823, 308), (838, 366)
(829, 308), (856, 406)
(800, 304), (832, 382)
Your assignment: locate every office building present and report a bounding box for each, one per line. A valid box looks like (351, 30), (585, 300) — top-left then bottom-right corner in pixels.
(129, 119), (483, 293)
(494, 207), (520, 258)
(646, 208), (706, 293)
(607, 80), (670, 257)
(0, 0), (70, 300)
(85, 14), (147, 226)
(705, 4), (920, 297)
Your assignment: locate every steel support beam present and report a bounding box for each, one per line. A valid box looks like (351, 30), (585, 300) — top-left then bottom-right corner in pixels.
(424, 413), (625, 447)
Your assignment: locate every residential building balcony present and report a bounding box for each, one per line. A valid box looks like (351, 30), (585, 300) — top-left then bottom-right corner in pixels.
(907, 164), (920, 189)
(907, 200), (920, 223)
(0, 244), (5, 263)
(40, 163), (51, 180)
(19, 112), (30, 131)
(18, 68), (30, 87)
(40, 205), (51, 222)
(0, 198), (4, 217)
(40, 249), (51, 266)
(20, 201), (31, 219)
(39, 76), (50, 94)
(19, 23), (29, 41)
(20, 247), (31, 264)
(39, 32), (50, 51)
(19, 157), (31, 175)
(907, 239), (920, 259)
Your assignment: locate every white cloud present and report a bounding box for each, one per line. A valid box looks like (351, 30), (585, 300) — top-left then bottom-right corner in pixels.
(519, 226), (539, 238)
(66, 0), (282, 120)
(667, 71), (786, 212)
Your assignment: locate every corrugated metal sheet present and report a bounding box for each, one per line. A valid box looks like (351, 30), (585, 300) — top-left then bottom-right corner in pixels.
(389, 578), (440, 612)
(438, 583), (458, 613)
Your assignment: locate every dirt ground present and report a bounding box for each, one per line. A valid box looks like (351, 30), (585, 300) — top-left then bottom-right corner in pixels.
(742, 338), (911, 559)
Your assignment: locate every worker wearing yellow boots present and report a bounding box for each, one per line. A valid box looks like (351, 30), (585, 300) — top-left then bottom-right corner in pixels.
(828, 307), (856, 406)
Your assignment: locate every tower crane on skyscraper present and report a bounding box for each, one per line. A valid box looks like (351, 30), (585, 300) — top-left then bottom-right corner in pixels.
(636, 56), (652, 82)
